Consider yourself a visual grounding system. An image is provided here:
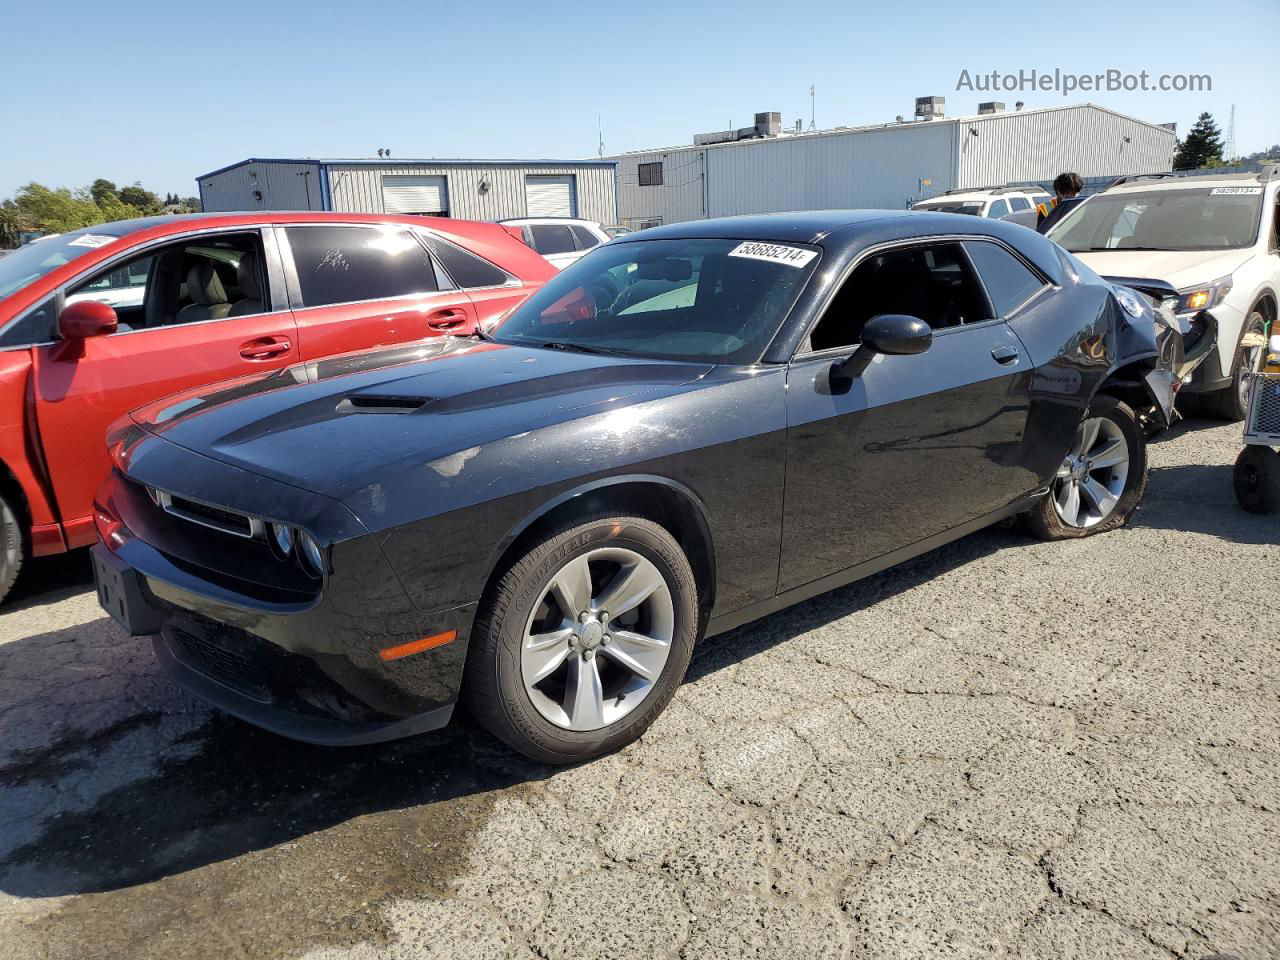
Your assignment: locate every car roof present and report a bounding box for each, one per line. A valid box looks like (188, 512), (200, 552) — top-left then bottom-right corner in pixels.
(1105, 171), (1275, 192)
(610, 209), (1037, 245)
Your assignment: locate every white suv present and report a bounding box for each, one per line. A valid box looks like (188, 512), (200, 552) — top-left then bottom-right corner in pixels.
(1049, 167), (1280, 420)
(500, 218), (612, 271)
(912, 186), (1054, 223)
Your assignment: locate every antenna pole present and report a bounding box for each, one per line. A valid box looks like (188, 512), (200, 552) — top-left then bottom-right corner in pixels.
(809, 85), (815, 131)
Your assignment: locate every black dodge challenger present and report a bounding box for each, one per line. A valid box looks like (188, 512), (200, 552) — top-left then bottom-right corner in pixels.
(93, 211), (1174, 763)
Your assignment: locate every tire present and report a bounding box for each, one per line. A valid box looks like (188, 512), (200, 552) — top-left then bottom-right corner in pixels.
(1234, 446), (1280, 515)
(1024, 394), (1149, 540)
(0, 491), (25, 605)
(465, 514), (698, 764)
(1202, 311), (1266, 422)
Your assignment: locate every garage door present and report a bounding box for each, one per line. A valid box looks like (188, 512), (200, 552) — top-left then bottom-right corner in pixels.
(524, 175), (577, 217)
(381, 175), (449, 215)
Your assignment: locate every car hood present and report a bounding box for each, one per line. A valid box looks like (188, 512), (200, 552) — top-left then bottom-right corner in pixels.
(1072, 248), (1252, 290)
(130, 338), (713, 502)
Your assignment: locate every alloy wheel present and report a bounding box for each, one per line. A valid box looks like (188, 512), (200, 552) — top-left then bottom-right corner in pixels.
(520, 547), (674, 732)
(1052, 416), (1130, 528)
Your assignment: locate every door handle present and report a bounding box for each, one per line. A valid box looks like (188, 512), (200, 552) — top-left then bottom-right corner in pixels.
(991, 345), (1020, 365)
(240, 337), (292, 360)
(426, 310), (468, 331)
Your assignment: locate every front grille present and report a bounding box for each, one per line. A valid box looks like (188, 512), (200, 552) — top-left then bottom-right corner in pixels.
(169, 624), (271, 703)
(1247, 374), (1280, 441)
(148, 488), (264, 540)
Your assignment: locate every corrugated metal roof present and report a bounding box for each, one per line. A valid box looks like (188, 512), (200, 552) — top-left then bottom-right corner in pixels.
(196, 157), (616, 179)
(609, 102), (1174, 157)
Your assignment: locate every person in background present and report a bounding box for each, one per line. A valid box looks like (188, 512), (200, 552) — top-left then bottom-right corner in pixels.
(1037, 172), (1084, 228)
(1036, 172), (1090, 234)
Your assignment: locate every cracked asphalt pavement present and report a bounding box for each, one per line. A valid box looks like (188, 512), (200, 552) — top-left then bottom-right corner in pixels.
(1, 417), (1277, 959)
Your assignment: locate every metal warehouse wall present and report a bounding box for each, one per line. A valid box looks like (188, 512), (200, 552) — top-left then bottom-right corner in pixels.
(612, 104), (1176, 226)
(954, 105), (1175, 188)
(199, 162), (324, 212)
(616, 148), (708, 226)
(326, 164), (617, 222)
(706, 122), (956, 216)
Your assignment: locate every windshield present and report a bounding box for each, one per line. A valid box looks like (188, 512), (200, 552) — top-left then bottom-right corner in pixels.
(492, 238), (820, 363)
(0, 228), (126, 300)
(1049, 187), (1264, 252)
(914, 201), (984, 215)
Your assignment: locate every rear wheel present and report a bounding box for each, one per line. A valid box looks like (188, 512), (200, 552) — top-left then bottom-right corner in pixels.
(1202, 311), (1265, 421)
(1233, 446), (1280, 514)
(1024, 395), (1148, 540)
(0, 491), (25, 604)
(465, 515), (698, 764)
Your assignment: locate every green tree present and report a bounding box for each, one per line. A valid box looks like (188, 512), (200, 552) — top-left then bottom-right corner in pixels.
(10, 183), (104, 233)
(180, 196), (202, 212)
(0, 202), (30, 249)
(117, 182), (162, 214)
(90, 178), (119, 206)
(1173, 112), (1224, 170)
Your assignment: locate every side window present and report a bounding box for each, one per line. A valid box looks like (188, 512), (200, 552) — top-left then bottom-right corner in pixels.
(64, 231), (269, 331)
(570, 225), (601, 251)
(1272, 199), (1279, 250)
(808, 242), (992, 351)
(529, 224), (577, 256)
(987, 199), (1010, 219)
(419, 234), (513, 289)
(0, 296), (58, 348)
(1009, 196), (1032, 211)
(285, 226), (437, 307)
(965, 241), (1048, 316)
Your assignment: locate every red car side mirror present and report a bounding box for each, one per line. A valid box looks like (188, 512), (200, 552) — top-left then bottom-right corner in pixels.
(59, 300), (119, 340)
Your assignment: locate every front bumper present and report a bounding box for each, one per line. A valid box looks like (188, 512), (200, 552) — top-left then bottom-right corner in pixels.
(93, 466), (478, 746)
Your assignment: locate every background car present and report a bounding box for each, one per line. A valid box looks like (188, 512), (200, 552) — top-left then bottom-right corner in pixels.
(911, 185), (1054, 222)
(1049, 165), (1280, 420)
(0, 212), (554, 602)
(95, 211), (1167, 763)
(501, 217), (613, 270)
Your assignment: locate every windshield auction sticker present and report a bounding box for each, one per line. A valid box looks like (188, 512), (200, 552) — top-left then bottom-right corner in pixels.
(728, 241), (818, 268)
(1209, 187), (1263, 195)
(67, 234), (117, 248)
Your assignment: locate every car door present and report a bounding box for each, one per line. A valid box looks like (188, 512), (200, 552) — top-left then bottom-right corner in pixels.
(31, 228), (299, 545)
(779, 239), (1033, 592)
(277, 223), (479, 360)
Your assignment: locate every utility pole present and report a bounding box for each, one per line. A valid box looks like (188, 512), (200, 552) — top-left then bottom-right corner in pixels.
(597, 115), (604, 158)
(1226, 104), (1237, 162)
(809, 85), (816, 131)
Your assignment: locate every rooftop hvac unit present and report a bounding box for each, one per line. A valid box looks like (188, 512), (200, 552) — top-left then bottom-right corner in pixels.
(978, 101), (1005, 114)
(915, 96), (945, 120)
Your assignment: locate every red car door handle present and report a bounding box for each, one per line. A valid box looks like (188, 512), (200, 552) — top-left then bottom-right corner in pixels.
(426, 310), (467, 331)
(240, 337), (292, 360)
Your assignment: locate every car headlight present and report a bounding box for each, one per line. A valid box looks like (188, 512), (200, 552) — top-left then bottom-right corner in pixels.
(1175, 275), (1233, 316)
(270, 522), (294, 558)
(298, 530), (325, 577)
(1112, 286), (1147, 319)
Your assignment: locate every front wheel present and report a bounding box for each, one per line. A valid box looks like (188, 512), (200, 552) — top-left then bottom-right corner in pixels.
(1234, 446), (1280, 514)
(1024, 394), (1148, 540)
(1201, 311), (1265, 422)
(465, 515), (698, 764)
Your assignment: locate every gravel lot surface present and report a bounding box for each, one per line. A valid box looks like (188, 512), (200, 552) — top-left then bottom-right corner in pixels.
(1, 417), (1277, 959)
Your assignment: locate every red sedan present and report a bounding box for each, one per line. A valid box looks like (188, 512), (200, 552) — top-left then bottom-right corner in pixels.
(0, 212), (555, 601)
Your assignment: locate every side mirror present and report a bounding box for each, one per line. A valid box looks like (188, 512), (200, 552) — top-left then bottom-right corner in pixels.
(59, 300), (118, 340)
(836, 314), (933, 379)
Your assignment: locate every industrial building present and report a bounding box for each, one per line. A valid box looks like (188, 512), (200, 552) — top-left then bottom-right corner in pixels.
(196, 158), (618, 223)
(608, 100), (1178, 229)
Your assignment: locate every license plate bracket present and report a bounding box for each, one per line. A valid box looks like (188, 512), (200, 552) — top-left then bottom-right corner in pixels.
(92, 544), (166, 636)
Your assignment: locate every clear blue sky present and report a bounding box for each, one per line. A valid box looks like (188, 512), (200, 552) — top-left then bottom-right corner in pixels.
(3, 0), (1276, 201)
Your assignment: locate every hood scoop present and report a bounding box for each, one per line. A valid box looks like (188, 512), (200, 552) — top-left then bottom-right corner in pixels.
(337, 394), (431, 414)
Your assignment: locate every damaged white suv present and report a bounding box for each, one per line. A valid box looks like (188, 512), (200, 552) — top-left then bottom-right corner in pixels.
(1050, 166), (1280, 420)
